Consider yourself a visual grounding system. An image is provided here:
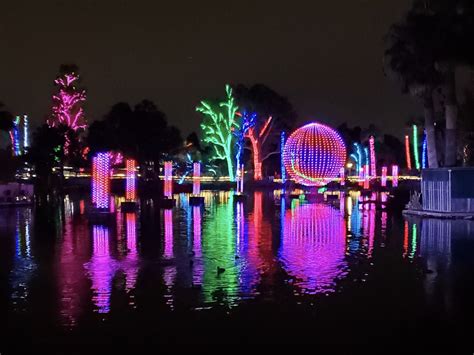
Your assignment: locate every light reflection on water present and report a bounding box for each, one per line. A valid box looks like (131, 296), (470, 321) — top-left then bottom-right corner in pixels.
(2, 190), (474, 330)
(279, 202), (347, 294)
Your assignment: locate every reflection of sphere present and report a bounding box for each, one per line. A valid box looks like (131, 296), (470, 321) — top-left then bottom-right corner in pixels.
(283, 122), (346, 186)
(279, 203), (347, 294)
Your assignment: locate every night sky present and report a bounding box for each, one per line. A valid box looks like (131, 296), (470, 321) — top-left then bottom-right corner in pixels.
(1, 0), (420, 138)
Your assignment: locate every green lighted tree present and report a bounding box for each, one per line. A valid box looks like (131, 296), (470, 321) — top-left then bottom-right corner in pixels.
(196, 85), (239, 181)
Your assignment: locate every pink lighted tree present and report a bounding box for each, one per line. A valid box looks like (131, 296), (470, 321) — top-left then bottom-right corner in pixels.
(48, 65), (87, 131)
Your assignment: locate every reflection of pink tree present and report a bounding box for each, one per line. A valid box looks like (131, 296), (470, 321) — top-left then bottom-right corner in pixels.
(48, 67), (87, 131)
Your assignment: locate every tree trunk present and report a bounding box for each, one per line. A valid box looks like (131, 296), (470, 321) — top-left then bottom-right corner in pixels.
(423, 93), (438, 168)
(247, 129), (263, 180)
(444, 68), (458, 167)
(225, 144), (235, 182)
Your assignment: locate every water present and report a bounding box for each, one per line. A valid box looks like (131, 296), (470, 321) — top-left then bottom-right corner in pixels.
(2, 190), (474, 345)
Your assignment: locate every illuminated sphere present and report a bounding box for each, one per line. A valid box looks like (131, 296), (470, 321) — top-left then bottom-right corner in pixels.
(283, 122), (346, 186)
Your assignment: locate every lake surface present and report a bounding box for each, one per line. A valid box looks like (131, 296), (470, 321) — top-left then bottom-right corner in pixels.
(2, 190), (474, 345)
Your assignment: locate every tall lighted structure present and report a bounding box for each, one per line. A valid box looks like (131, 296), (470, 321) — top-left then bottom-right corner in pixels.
(23, 115), (29, 150)
(363, 165), (370, 189)
(280, 131), (286, 184)
(193, 162), (201, 196)
(392, 165), (399, 187)
(164, 161), (173, 198)
(421, 131), (427, 169)
(369, 136), (376, 178)
(352, 143), (363, 173)
(364, 147), (369, 178)
(12, 117), (20, 156)
(91, 153), (111, 210)
(125, 159), (136, 202)
(282, 122), (346, 187)
(412, 125), (420, 170)
(381, 166), (387, 187)
(9, 115), (29, 156)
(405, 135), (412, 170)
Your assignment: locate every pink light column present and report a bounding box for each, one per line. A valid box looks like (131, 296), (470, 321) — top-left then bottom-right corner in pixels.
(381, 166), (387, 187)
(369, 136), (376, 178)
(92, 153), (111, 210)
(193, 162), (201, 196)
(392, 165), (399, 187)
(363, 165), (370, 189)
(164, 161), (173, 198)
(125, 159), (137, 202)
(339, 167), (345, 186)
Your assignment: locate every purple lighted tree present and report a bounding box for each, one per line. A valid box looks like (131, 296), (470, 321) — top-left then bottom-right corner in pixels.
(48, 65), (87, 131)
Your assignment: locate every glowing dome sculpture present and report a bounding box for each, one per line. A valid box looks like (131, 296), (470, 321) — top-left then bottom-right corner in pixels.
(283, 122), (346, 186)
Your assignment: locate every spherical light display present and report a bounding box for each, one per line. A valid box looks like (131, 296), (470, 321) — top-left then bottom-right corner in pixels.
(283, 122), (346, 186)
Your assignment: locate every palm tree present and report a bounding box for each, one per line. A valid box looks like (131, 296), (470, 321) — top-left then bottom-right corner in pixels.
(413, 0), (474, 166)
(385, 13), (442, 168)
(0, 102), (14, 132)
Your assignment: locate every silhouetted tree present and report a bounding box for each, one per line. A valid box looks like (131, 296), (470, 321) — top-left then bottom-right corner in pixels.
(385, 0), (474, 167)
(385, 10), (442, 167)
(28, 124), (65, 191)
(88, 100), (182, 176)
(460, 89), (474, 165)
(412, 0), (474, 166)
(233, 83), (297, 180)
(0, 103), (14, 132)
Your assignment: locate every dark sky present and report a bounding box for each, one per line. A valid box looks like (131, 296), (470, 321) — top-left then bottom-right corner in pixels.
(0, 0), (420, 138)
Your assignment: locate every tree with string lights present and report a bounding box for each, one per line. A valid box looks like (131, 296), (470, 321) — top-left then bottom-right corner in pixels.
(234, 84), (296, 180)
(48, 64), (87, 131)
(196, 85), (239, 181)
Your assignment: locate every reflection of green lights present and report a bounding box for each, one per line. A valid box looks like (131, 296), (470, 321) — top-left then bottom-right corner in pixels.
(291, 199), (299, 214)
(318, 187), (327, 194)
(201, 196), (238, 303)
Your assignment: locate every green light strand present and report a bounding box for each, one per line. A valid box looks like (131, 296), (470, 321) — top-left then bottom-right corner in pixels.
(197, 84), (239, 181)
(412, 125), (420, 170)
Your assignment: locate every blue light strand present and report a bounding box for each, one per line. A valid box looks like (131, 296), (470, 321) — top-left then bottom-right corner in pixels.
(421, 131), (427, 169)
(281, 131), (286, 184)
(234, 110), (256, 172)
